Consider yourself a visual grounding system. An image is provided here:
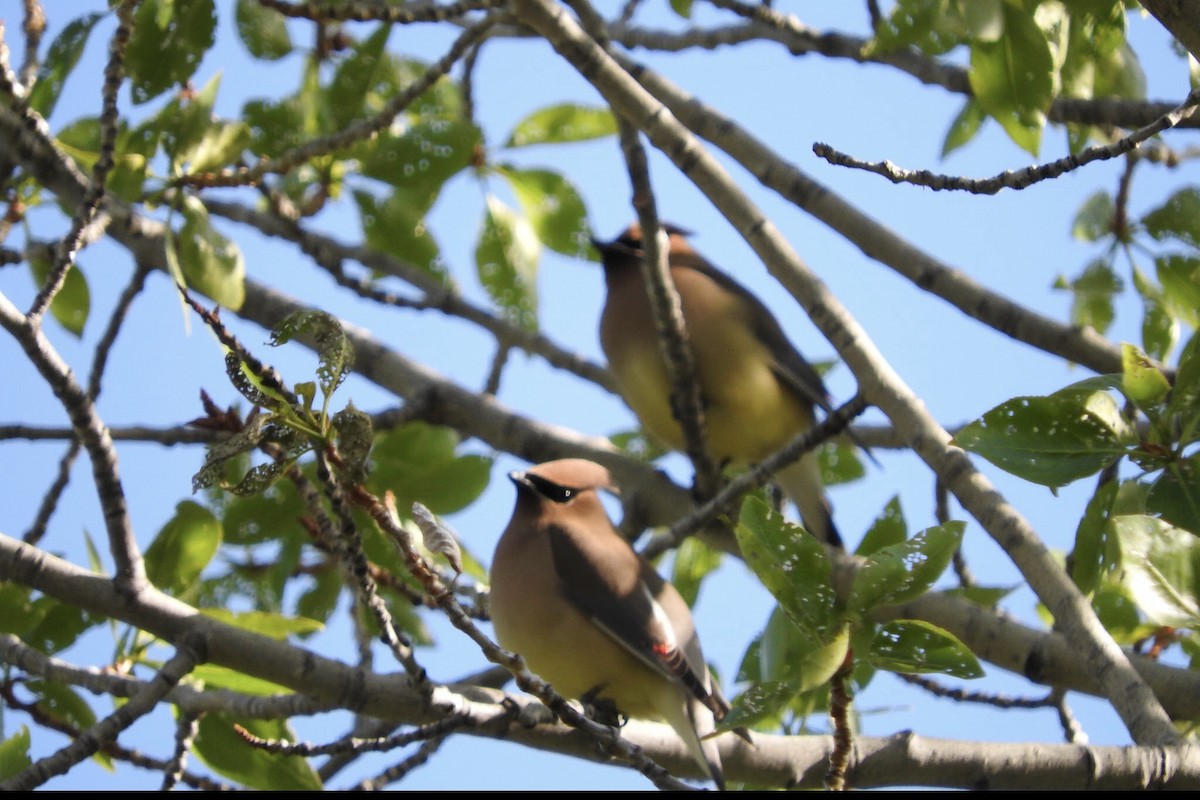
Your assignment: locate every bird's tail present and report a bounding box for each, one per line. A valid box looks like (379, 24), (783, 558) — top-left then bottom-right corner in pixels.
(658, 690), (725, 789)
(774, 454), (843, 550)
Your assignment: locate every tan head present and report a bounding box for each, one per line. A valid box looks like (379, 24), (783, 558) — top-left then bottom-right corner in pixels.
(508, 458), (619, 504)
(590, 221), (695, 264)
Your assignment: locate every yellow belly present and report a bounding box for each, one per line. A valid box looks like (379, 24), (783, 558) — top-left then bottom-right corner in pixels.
(610, 328), (814, 464)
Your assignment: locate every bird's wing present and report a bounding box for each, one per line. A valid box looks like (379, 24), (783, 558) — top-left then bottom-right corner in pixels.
(546, 523), (720, 712)
(675, 250), (833, 414)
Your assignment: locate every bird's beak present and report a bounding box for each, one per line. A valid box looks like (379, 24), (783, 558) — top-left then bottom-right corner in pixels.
(508, 470), (533, 491)
(590, 236), (640, 259)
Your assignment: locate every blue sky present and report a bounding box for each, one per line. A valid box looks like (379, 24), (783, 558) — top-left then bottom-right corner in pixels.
(1, 0), (1194, 790)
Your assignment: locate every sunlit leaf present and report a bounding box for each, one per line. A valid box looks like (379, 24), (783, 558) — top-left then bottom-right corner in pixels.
(369, 422), (492, 515)
(953, 391), (1133, 488)
(1072, 191), (1115, 242)
(496, 166), (592, 259)
(849, 522), (964, 615)
(329, 25), (391, 130)
(176, 195), (246, 310)
(0, 727), (32, 782)
(504, 103), (618, 148)
(235, 0), (292, 60)
(1157, 255), (1200, 330)
(968, 4), (1054, 155)
(476, 195), (540, 330)
(734, 496), (839, 642)
(145, 500), (223, 596)
(855, 496), (908, 557)
(1143, 187), (1200, 251)
(28, 255), (90, 337)
(354, 189), (446, 280)
(1072, 479), (1118, 594)
(127, 0), (217, 104)
(671, 536), (723, 608)
(1054, 257), (1122, 334)
(28, 13), (104, 118)
(866, 619), (984, 678)
(194, 714), (322, 790)
(1146, 457), (1200, 536)
(1121, 342), (1171, 411)
(1131, 266), (1178, 362)
(942, 98), (987, 158)
(1111, 514), (1200, 628)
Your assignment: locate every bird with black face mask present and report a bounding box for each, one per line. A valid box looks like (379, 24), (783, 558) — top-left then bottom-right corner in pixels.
(489, 458), (734, 789)
(591, 222), (844, 549)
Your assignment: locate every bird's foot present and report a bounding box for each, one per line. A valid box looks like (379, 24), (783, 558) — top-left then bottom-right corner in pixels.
(579, 687), (626, 728)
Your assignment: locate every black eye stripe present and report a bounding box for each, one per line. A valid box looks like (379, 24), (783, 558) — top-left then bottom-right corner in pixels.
(527, 474), (578, 504)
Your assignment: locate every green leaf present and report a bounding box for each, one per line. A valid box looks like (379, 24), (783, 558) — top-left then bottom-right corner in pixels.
(756, 606), (850, 692)
(1146, 457), (1200, 536)
(26, 680), (97, 733)
(368, 422), (492, 515)
(1111, 514), (1200, 628)
(28, 255), (90, 337)
(329, 25), (391, 131)
(671, 536), (723, 608)
(1091, 583), (1146, 644)
(223, 479), (304, 546)
(357, 119), (481, 201)
(1132, 266), (1178, 362)
(504, 103), (618, 148)
(271, 310), (354, 401)
(953, 390), (1133, 488)
(1143, 187), (1200, 251)
(54, 116), (152, 204)
(235, 0), (292, 60)
(0, 726), (32, 782)
(1157, 255), (1200, 330)
(1168, 330), (1200, 447)
(0, 583), (36, 637)
(669, 0), (693, 18)
(127, 0), (217, 104)
(145, 500), (223, 596)
(353, 188), (445, 280)
(1072, 191), (1115, 242)
(476, 195), (540, 330)
(871, 0), (964, 56)
(819, 441), (866, 487)
(968, 4), (1054, 155)
(941, 98), (987, 158)
(734, 496), (839, 642)
(189, 664), (294, 696)
(176, 195), (246, 310)
(1122, 342), (1171, 410)
(194, 714), (322, 790)
(243, 95), (309, 158)
(24, 599), (94, 655)
(866, 619), (984, 678)
(296, 568), (343, 625)
(496, 166), (592, 259)
(157, 74), (230, 171)
(200, 609), (324, 640)
(849, 521), (964, 616)
(28, 12), (104, 118)
(1072, 479), (1118, 594)
(720, 678), (803, 731)
(1054, 257), (1122, 334)
(855, 496), (908, 557)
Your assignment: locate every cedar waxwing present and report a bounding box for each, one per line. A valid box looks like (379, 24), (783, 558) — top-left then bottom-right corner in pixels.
(591, 223), (843, 548)
(489, 458), (731, 789)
